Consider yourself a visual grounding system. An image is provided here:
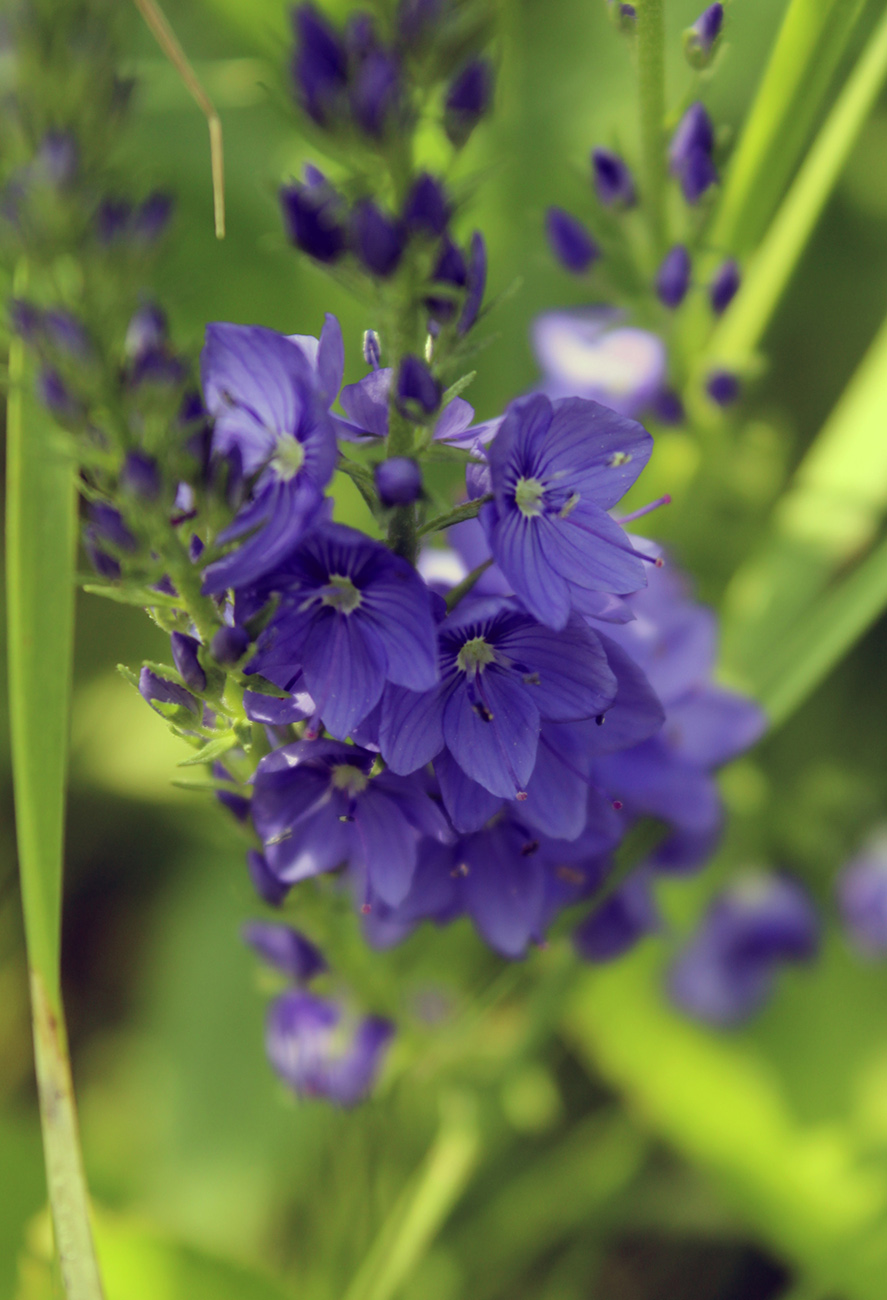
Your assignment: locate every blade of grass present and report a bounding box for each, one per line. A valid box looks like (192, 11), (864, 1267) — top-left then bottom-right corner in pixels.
(342, 1093), (479, 1300)
(711, 0), (866, 255)
(707, 2), (887, 373)
(6, 283), (104, 1297)
(722, 307), (887, 681)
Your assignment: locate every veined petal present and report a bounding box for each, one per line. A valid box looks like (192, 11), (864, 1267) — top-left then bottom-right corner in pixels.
(202, 480), (324, 594)
(462, 830), (545, 958)
(353, 788), (417, 906)
(317, 313), (344, 402)
(490, 507), (571, 630)
(300, 610), (388, 738)
(360, 560), (439, 690)
(434, 749), (503, 832)
(442, 667), (540, 797)
(496, 617), (616, 720)
(665, 687), (766, 766)
(338, 368), (391, 437)
(378, 682), (447, 774)
(537, 503), (647, 595)
(582, 634), (665, 754)
(536, 398), (653, 509)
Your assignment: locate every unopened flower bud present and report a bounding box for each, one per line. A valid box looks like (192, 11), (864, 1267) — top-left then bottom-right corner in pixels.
(242, 921), (328, 982)
(122, 451), (161, 501)
(350, 200), (404, 277)
(684, 3), (724, 68)
(396, 354), (441, 419)
(444, 58), (493, 148)
(211, 625), (250, 666)
(591, 148), (636, 207)
(546, 207), (600, 274)
(706, 369), (739, 406)
(375, 457), (422, 506)
(656, 245), (691, 308)
(139, 666), (200, 719)
(362, 329), (382, 369)
(170, 631), (207, 693)
(709, 258), (741, 314)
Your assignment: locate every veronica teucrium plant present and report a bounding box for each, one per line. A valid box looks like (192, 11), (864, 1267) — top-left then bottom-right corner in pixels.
(14, 0), (887, 1293)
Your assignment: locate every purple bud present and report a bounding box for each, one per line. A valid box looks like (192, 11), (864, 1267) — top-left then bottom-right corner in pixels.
(280, 177), (347, 263)
(170, 631), (207, 693)
(574, 873), (659, 962)
(125, 303), (168, 360)
(670, 103), (717, 203)
(396, 0), (442, 52)
(403, 172), (451, 237)
(591, 148), (636, 207)
(351, 200), (405, 277)
(444, 58), (494, 147)
(38, 131), (78, 187)
(96, 198), (133, 243)
(656, 245), (691, 308)
(685, 3), (724, 66)
(396, 354), (441, 418)
(89, 502), (136, 551)
(211, 625), (250, 666)
(838, 841), (887, 956)
(242, 921), (328, 983)
(706, 369), (739, 406)
(362, 329), (382, 368)
(426, 236), (467, 322)
(247, 849), (290, 907)
(43, 310), (90, 357)
(651, 387), (685, 425)
(121, 451), (161, 501)
(608, 0), (636, 29)
(546, 207), (599, 273)
(10, 299), (44, 342)
(36, 367), (77, 419)
(375, 457), (423, 506)
(139, 666), (200, 718)
(292, 3), (349, 127)
(709, 258), (741, 314)
(266, 990), (394, 1105)
(134, 192), (173, 241)
(457, 231), (487, 336)
(680, 149), (718, 203)
(350, 47), (401, 137)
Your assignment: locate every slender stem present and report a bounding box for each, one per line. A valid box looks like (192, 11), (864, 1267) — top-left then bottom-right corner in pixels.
(6, 271), (105, 1299)
(636, 0), (666, 255)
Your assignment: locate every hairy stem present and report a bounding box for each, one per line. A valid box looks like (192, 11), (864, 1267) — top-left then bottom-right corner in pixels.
(636, 0), (666, 255)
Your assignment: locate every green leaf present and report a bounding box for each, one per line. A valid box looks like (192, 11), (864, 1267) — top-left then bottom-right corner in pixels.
(176, 731), (239, 767)
(417, 495), (492, 538)
(6, 310), (104, 1294)
(82, 582), (180, 608)
(722, 307), (887, 711)
(711, 0), (866, 256)
(708, 3), (887, 372)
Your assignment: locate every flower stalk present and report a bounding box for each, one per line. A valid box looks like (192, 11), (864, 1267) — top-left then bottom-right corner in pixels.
(636, 0), (667, 255)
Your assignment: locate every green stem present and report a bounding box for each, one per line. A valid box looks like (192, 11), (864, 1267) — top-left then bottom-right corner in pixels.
(167, 541), (221, 646)
(636, 0), (666, 256)
(445, 559), (493, 612)
(6, 280), (105, 1298)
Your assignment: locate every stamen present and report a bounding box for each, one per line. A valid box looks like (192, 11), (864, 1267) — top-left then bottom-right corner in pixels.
(612, 800), (623, 811)
(616, 493), (671, 525)
(595, 713), (606, 726)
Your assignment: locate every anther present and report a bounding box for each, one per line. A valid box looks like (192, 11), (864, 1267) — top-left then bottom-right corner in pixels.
(595, 713), (606, 726)
(612, 799), (623, 811)
(515, 790), (528, 802)
(520, 839), (540, 856)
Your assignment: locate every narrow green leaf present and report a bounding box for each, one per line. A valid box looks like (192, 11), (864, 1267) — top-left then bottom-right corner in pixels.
(417, 494), (492, 538)
(81, 582), (180, 608)
(711, 0), (866, 255)
(343, 1093), (479, 1300)
(708, 3), (887, 372)
(6, 309), (104, 1296)
(176, 730), (239, 767)
(723, 306), (887, 684)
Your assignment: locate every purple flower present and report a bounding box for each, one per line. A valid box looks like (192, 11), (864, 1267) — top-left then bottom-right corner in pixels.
(574, 870), (660, 962)
(457, 231), (487, 336)
(837, 837), (887, 956)
(351, 200), (404, 277)
(546, 207), (600, 274)
(710, 258), (740, 314)
(444, 58), (493, 147)
(656, 245), (691, 309)
(480, 393), (653, 628)
(591, 557), (765, 875)
(375, 457), (422, 506)
(350, 43), (401, 137)
(592, 149), (636, 207)
(138, 667), (200, 720)
(125, 303), (168, 361)
(211, 624), (249, 666)
(266, 990), (393, 1105)
(403, 172), (451, 236)
(706, 369), (739, 406)
(199, 323), (337, 593)
(251, 739), (450, 905)
(134, 192), (173, 241)
(121, 451), (161, 500)
(532, 309), (667, 418)
(170, 631), (206, 693)
(242, 921), (327, 982)
(378, 597), (618, 804)
(685, 3), (724, 66)
(247, 849), (290, 906)
(396, 354), (441, 418)
(280, 170), (348, 263)
(426, 236), (468, 323)
(670, 103), (717, 204)
(336, 369), (496, 447)
(248, 523), (439, 738)
(292, 3), (349, 127)
(668, 874), (819, 1026)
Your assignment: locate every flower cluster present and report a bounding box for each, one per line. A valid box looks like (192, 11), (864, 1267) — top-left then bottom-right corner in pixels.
(544, 3), (743, 417)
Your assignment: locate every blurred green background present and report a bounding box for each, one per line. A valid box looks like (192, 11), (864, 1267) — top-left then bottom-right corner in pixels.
(6, 1), (887, 1297)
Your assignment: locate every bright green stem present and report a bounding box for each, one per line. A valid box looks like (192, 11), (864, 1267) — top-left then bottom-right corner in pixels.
(343, 1093), (479, 1300)
(6, 317), (105, 1296)
(636, 0), (666, 255)
(708, 2), (887, 371)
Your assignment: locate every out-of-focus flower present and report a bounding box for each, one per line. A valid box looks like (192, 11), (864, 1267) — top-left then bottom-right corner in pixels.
(243, 921), (328, 982)
(656, 245), (691, 309)
(546, 207), (600, 274)
(592, 148), (636, 207)
(670, 102), (717, 203)
(837, 835), (887, 956)
(532, 308), (667, 418)
(710, 258), (741, 314)
(266, 990), (394, 1105)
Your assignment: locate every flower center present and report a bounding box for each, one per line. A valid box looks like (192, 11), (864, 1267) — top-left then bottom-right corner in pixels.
(330, 763), (369, 796)
(270, 434), (305, 480)
(457, 635), (496, 673)
(321, 574), (362, 614)
(514, 476), (546, 517)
